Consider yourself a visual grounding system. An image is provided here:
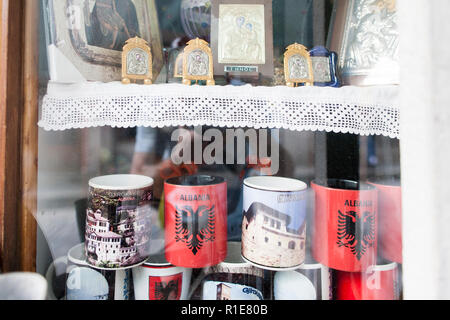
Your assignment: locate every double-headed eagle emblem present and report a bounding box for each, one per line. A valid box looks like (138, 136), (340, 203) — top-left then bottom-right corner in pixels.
(337, 210), (376, 260)
(154, 279), (180, 300)
(175, 205), (216, 255)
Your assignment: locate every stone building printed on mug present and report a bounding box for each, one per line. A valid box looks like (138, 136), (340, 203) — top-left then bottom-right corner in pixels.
(86, 210), (123, 265)
(115, 205), (152, 257)
(242, 202), (306, 268)
(85, 205), (151, 268)
(216, 283), (231, 300)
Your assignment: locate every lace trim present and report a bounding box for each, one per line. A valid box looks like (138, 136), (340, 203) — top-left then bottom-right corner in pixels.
(38, 82), (400, 138)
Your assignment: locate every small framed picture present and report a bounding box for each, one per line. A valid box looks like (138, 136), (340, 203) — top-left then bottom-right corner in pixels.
(182, 38), (215, 86)
(328, 0), (399, 85)
(174, 52), (184, 78)
(122, 37), (153, 85)
(284, 43), (313, 87)
(44, 0), (163, 83)
(210, 0), (274, 79)
(309, 46), (340, 87)
(166, 48), (184, 83)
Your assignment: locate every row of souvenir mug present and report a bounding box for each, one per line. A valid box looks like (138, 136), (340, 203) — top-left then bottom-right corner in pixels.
(83, 174), (402, 273)
(52, 241), (400, 300)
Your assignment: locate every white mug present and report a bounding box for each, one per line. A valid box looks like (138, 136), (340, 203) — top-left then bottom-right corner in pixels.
(66, 243), (132, 300)
(199, 241), (265, 300)
(274, 263), (331, 300)
(45, 256), (68, 300)
(0, 273), (47, 300)
(132, 252), (192, 300)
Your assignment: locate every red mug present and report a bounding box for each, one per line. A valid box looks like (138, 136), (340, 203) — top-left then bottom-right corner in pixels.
(368, 179), (402, 263)
(311, 179), (378, 272)
(164, 175), (227, 268)
(335, 262), (400, 300)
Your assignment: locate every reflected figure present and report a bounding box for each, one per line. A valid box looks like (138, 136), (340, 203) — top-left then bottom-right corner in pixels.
(87, 0), (139, 51)
(131, 128), (176, 200)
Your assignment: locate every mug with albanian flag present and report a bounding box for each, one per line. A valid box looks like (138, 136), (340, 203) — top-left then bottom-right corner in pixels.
(164, 175), (227, 268)
(311, 179), (378, 272)
(368, 177), (402, 264)
(335, 261), (400, 300)
(132, 252), (192, 300)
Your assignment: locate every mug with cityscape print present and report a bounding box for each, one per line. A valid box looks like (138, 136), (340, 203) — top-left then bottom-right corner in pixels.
(85, 174), (154, 269)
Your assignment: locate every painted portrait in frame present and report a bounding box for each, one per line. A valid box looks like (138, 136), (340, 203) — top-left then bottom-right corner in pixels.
(328, 0), (399, 85)
(45, 0), (163, 83)
(210, 0), (274, 79)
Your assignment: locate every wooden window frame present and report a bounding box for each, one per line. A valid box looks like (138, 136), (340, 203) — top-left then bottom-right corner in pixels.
(0, 0), (38, 272)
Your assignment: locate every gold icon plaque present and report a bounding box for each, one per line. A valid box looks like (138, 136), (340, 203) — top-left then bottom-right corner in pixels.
(182, 38), (215, 86)
(284, 43), (314, 87)
(122, 37), (153, 85)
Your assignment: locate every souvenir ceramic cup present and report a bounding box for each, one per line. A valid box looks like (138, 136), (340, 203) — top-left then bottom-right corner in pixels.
(311, 179), (378, 272)
(242, 176), (308, 271)
(335, 262), (400, 300)
(66, 243), (132, 300)
(368, 178), (402, 263)
(85, 174), (153, 269)
(132, 252), (192, 300)
(0, 273), (47, 300)
(199, 242), (264, 300)
(164, 175), (227, 268)
(45, 256), (68, 300)
(274, 263), (332, 300)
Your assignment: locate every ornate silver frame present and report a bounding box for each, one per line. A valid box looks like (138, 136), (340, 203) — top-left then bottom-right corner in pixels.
(210, 0), (274, 79)
(328, 0), (399, 86)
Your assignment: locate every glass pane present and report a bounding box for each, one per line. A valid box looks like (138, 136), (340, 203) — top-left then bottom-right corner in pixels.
(9, 0), (403, 302)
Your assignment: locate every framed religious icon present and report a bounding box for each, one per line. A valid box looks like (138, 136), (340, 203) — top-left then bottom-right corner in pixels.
(166, 48), (185, 83)
(182, 38), (215, 86)
(309, 46), (340, 87)
(174, 52), (185, 78)
(210, 0), (274, 81)
(284, 43), (314, 87)
(43, 0), (163, 83)
(328, 0), (399, 85)
(122, 37), (153, 85)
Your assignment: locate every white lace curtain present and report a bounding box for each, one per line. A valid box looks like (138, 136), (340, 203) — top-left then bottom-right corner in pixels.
(39, 82), (400, 138)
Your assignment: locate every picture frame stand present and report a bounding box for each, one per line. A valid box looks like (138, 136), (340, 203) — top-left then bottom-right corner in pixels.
(122, 37), (153, 85)
(225, 70), (261, 85)
(182, 38), (215, 86)
(210, 0), (274, 81)
(284, 43), (314, 87)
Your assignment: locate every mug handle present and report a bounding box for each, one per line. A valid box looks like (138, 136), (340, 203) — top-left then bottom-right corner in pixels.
(45, 256), (68, 300)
